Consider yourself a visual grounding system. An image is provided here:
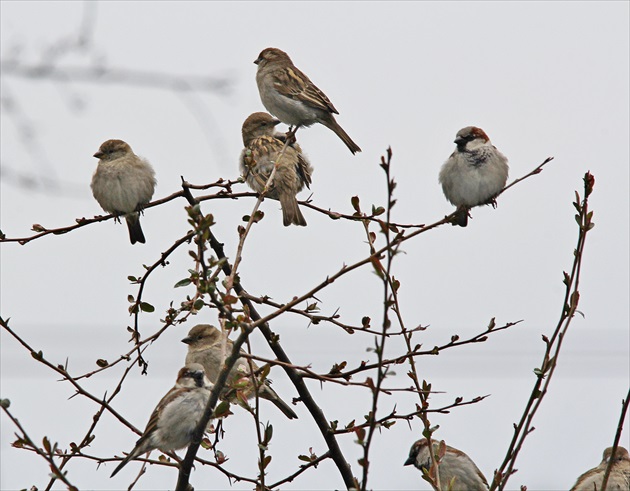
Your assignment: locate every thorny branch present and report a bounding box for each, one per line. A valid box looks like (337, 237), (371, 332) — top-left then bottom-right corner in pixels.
(0, 156), (554, 245)
(490, 172), (596, 490)
(2, 154), (558, 490)
(2, 402), (78, 491)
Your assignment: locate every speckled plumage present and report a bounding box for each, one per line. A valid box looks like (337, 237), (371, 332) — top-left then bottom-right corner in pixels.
(182, 324), (298, 419)
(240, 112), (313, 226)
(255, 48), (361, 154)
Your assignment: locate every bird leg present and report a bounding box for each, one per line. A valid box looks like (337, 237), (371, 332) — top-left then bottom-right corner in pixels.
(284, 125), (301, 146)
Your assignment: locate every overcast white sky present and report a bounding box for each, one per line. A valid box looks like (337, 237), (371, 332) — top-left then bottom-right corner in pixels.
(1, 1), (629, 490)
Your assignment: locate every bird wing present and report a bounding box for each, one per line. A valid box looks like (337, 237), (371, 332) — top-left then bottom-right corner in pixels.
(135, 387), (194, 448)
(272, 66), (339, 114)
(296, 154), (312, 189)
(243, 136), (288, 191)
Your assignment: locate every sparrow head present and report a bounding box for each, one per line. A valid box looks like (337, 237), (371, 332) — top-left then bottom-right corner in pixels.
(454, 126), (490, 152)
(176, 363), (213, 389)
(602, 446), (630, 464)
(241, 112), (281, 145)
(404, 438), (430, 467)
(93, 139), (133, 161)
(182, 324), (222, 350)
(254, 47), (291, 67)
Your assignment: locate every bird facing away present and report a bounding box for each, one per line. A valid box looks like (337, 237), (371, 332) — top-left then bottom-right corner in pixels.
(91, 139), (156, 244)
(404, 438), (489, 491)
(439, 126), (509, 227)
(240, 112), (313, 226)
(110, 364), (213, 477)
(570, 446), (630, 491)
(182, 324), (298, 419)
(255, 47), (361, 154)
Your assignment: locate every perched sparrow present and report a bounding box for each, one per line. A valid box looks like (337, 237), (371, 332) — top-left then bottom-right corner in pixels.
(404, 438), (488, 491)
(240, 112), (313, 226)
(182, 324), (298, 420)
(439, 126), (509, 227)
(254, 47), (361, 155)
(110, 364), (213, 477)
(570, 446), (630, 491)
(91, 139), (157, 244)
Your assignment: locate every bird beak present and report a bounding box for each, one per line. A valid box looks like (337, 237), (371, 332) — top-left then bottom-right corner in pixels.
(93, 151), (104, 159)
(254, 56), (261, 65)
(272, 119), (281, 126)
(181, 336), (192, 345)
(454, 137), (464, 145)
(403, 457), (414, 466)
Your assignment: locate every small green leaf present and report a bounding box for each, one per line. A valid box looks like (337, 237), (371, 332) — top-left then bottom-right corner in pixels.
(264, 424), (273, 444)
(214, 401), (233, 418)
(174, 278), (192, 288)
(251, 210), (265, 223)
(200, 437), (212, 450)
(140, 302), (155, 313)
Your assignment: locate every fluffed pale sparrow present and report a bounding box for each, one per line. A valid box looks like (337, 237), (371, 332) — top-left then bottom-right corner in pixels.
(91, 139), (156, 244)
(240, 112), (313, 226)
(182, 324), (298, 419)
(439, 126), (509, 227)
(255, 47), (361, 155)
(404, 438), (489, 491)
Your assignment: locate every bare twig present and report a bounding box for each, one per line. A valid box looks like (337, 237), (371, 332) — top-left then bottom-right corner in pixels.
(2, 403), (78, 491)
(601, 387), (630, 491)
(491, 171), (595, 490)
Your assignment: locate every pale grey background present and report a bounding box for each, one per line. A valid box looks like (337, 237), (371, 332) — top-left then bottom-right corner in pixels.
(1, 1), (628, 490)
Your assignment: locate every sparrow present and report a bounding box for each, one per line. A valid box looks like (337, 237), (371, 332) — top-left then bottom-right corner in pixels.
(91, 139), (157, 244)
(404, 438), (489, 491)
(240, 112), (313, 226)
(182, 324), (298, 420)
(110, 364), (213, 477)
(438, 126), (509, 227)
(570, 446), (630, 491)
(254, 47), (361, 155)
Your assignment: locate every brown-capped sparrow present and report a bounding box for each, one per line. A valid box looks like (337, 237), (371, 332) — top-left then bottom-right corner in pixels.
(570, 446), (630, 491)
(110, 364), (213, 477)
(404, 438), (489, 491)
(439, 126), (509, 227)
(254, 47), (361, 155)
(91, 139), (156, 244)
(182, 324), (298, 420)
